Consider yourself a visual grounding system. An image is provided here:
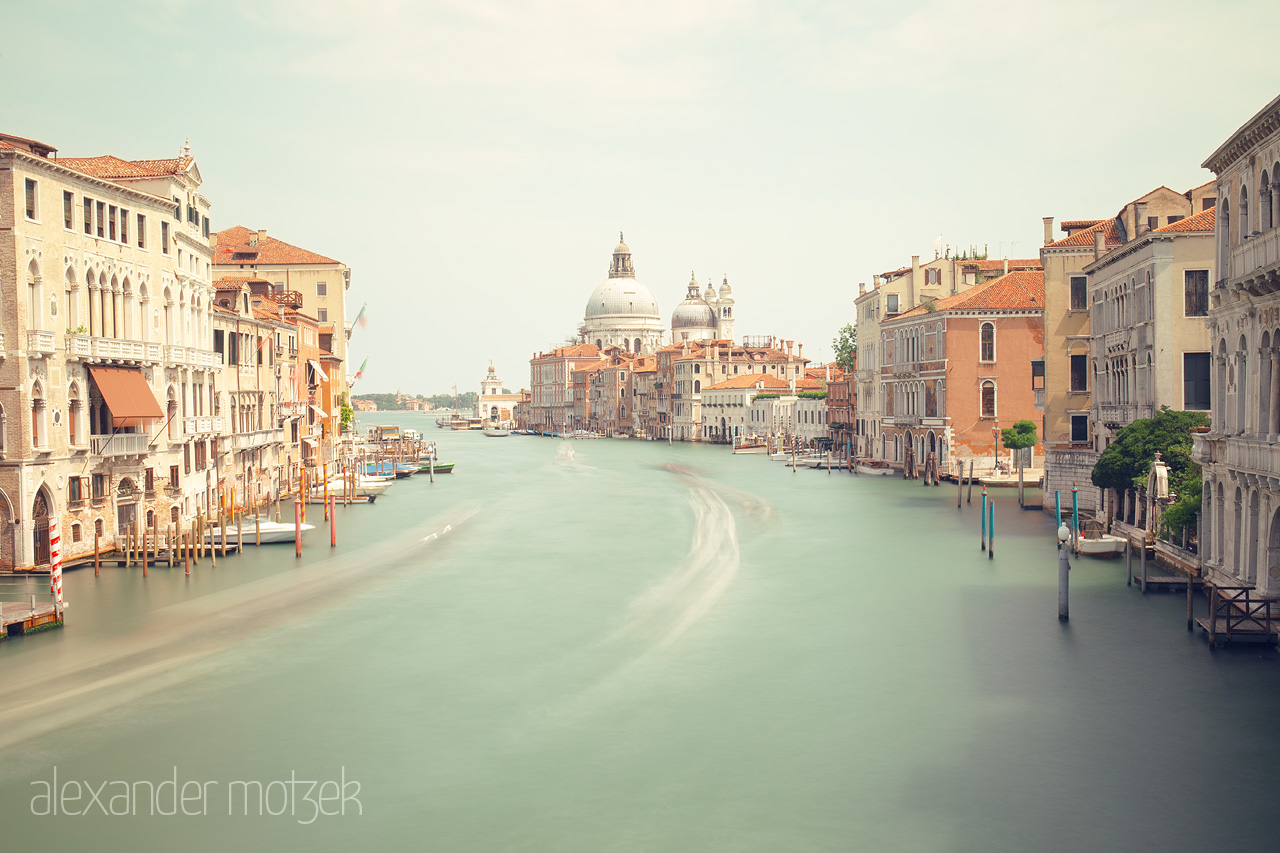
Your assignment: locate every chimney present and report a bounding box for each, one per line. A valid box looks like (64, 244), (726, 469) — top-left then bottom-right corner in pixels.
(797, 342), (803, 359)
(1094, 228), (1106, 260)
(257, 229), (268, 245)
(858, 282), (866, 295)
(1003, 258), (1009, 274)
(911, 254), (920, 305)
(209, 233), (218, 250)
(1042, 217), (1054, 246)
(1135, 202), (1149, 237)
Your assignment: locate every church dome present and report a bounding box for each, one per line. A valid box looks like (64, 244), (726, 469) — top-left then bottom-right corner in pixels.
(585, 278), (661, 319)
(719, 275), (732, 297)
(671, 272), (716, 329)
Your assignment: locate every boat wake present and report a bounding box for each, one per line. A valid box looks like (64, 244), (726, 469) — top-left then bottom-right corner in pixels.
(611, 465), (771, 651)
(0, 503), (481, 756)
(554, 440), (594, 471)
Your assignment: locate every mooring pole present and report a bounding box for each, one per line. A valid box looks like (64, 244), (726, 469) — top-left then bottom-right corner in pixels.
(988, 497), (995, 560)
(295, 499), (303, 558)
(981, 489), (988, 551)
(1058, 524), (1070, 621)
(1072, 485), (1080, 556)
(330, 495), (337, 547)
(967, 460), (974, 504)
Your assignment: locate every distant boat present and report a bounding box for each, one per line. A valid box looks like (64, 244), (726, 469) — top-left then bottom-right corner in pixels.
(205, 518), (315, 544)
(416, 461), (455, 474)
(483, 427), (510, 437)
(979, 469), (1044, 487)
(855, 461), (894, 476)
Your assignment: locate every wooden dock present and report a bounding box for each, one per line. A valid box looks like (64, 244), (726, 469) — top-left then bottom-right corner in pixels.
(1, 599), (61, 638)
(1195, 584), (1280, 648)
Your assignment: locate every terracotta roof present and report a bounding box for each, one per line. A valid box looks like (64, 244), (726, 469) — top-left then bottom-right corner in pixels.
(1060, 219), (1103, 230)
(0, 132), (57, 156)
(794, 378), (825, 391)
(893, 270), (1044, 319)
(545, 343), (600, 358)
(964, 258), (1042, 271)
(213, 225), (341, 266)
(214, 279), (248, 291)
(59, 154), (193, 179)
(1045, 217), (1123, 249)
(1153, 207), (1215, 233)
(704, 373), (791, 391)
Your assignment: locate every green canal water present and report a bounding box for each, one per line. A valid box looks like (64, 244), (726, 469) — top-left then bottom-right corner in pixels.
(2, 412), (1278, 851)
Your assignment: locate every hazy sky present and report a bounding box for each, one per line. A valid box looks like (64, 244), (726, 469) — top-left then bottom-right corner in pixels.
(5, 1), (1278, 394)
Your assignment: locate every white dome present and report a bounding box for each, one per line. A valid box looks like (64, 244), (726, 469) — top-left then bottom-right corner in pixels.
(585, 278), (661, 319)
(671, 297), (716, 329)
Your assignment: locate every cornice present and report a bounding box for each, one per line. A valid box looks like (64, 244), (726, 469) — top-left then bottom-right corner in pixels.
(1203, 93), (1280, 174)
(0, 149), (172, 209)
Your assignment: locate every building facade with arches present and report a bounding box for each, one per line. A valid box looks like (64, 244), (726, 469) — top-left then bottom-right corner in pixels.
(1195, 94), (1280, 594)
(0, 132), (221, 569)
(879, 269), (1045, 477)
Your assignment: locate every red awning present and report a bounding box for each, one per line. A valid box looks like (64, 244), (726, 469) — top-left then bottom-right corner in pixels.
(88, 366), (164, 428)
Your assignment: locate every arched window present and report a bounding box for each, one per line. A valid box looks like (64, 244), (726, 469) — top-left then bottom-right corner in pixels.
(694, 364), (701, 374)
(68, 382), (81, 447)
(1262, 171), (1273, 232)
(1237, 334), (1248, 434)
(980, 380), (996, 419)
(27, 259), (42, 330)
(595, 339), (602, 349)
(1241, 184), (1250, 241)
(634, 338), (641, 353)
(30, 381), (47, 449)
(979, 322), (995, 362)
(694, 380), (701, 393)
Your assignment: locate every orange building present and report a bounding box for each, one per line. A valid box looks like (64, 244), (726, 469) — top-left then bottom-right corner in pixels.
(879, 270), (1045, 476)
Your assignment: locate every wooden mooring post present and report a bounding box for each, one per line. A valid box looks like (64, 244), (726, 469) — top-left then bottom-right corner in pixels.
(94, 526), (100, 576)
(1126, 538), (1133, 587)
(966, 461), (974, 504)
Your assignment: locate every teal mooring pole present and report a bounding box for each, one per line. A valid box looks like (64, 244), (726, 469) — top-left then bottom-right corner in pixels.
(981, 489), (988, 551)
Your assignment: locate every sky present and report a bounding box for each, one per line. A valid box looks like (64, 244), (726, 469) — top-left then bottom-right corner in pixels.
(4, 0), (1279, 395)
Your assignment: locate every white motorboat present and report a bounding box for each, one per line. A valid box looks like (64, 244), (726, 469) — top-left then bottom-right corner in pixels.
(317, 477), (391, 497)
(855, 462), (894, 476)
(483, 427), (511, 437)
(205, 517), (316, 544)
(1077, 534), (1127, 557)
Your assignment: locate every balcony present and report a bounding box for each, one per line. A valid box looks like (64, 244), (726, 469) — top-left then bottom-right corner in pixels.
(273, 290), (304, 308)
(892, 414), (922, 427)
(1103, 329), (1129, 353)
(1098, 403), (1154, 427)
(235, 428), (284, 450)
(27, 330), (56, 355)
(164, 345), (223, 369)
(278, 402), (307, 418)
(1231, 228), (1280, 284)
(182, 416), (223, 435)
(239, 364), (255, 377)
(89, 432), (152, 456)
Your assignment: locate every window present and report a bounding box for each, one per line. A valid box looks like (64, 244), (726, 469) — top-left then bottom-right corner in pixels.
(1069, 276), (1087, 310)
(108, 205), (117, 240)
(316, 281), (328, 296)
(1070, 354), (1088, 391)
(68, 477), (83, 507)
(1184, 269), (1209, 317)
(83, 197), (92, 234)
(63, 191), (74, 229)
(1070, 414), (1089, 443)
(274, 281), (285, 292)
(926, 268), (940, 285)
(173, 197), (181, 221)
(169, 465), (180, 489)
(137, 213), (146, 248)
(1167, 215), (1184, 226)
(92, 474), (107, 500)
(24, 178), (38, 220)
(980, 380), (995, 418)
(886, 293), (899, 314)
(202, 216), (209, 238)
(161, 221), (170, 254)
(145, 468), (155, 495)
(980, 322), (995, 362)
(72, 524), (82, 543)
(96, 201), (105, 237)
(1184, 352), (1211, 410)
(184, 443), (191, 475)
(120, 208), (129, 244)
(316, 308), (328, 322)
(1147, 216), (1159, 232)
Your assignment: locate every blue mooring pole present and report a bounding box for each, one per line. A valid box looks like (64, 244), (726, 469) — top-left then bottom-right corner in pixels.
(981, 489), (988, 550)
(988, 497), (995, 560)
(1072, 485), (1080, 554)
(1055, 490), (1062, 527)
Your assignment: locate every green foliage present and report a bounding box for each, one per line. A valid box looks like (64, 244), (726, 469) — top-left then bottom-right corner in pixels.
(921, 298), (938, 313)
(1091, 408), (1209, 527)
(339, 392), (354, 433)
(753, 393), (781, 400)
(797, 391), (828, 399)
(832, 323), (857, 372)
(1001, 420), (1038, 450)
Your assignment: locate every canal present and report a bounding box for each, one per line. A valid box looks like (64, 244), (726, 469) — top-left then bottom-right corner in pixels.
(2, 413), (1278, 851)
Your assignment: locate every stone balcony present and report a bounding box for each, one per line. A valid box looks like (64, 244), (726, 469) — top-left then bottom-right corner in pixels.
(89, 432), (152, 456)
(65, 334), (223, 368)
(183, 416), (224, 436)
(278, 402), (307, 418)
(1231, 228), (1280, 284)
(27, 330), (56, 355)
(892, 414), (922, 427)
(235, 428), (284, 451)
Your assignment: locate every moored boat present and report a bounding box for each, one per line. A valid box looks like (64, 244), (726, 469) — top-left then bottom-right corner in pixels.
(205, 517), (316, 544)
(483, 427), (510, 437)
(855, 461), (894, 476)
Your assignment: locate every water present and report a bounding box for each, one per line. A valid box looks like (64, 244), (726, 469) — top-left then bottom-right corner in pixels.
(2, 413), (1278, 851)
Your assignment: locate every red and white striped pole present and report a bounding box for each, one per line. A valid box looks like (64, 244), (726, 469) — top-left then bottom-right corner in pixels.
(295, 498), (303, 558)
(329, 495), (336, 547)
(49, 518), (63, 614)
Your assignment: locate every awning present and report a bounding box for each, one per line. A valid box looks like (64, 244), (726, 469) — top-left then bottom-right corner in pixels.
(88, 366), (164, 427)
(301, 437), (317, 448)
(310, 404), (328, 419)
(307, 359), (326, 377)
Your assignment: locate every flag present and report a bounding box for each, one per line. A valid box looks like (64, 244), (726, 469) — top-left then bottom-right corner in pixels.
(355, 357), (368, 380)
(353, 302), (368, 329)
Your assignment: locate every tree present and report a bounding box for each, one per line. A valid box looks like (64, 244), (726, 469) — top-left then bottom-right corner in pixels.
(1001, 420), (1037, 468)
(1091, 406), (1209, 532)
(832, 323), (857, 372)
(339, 392), (354, 432)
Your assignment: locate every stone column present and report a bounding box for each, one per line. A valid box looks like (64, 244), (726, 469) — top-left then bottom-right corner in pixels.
(1271, 348), (1280, 439)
